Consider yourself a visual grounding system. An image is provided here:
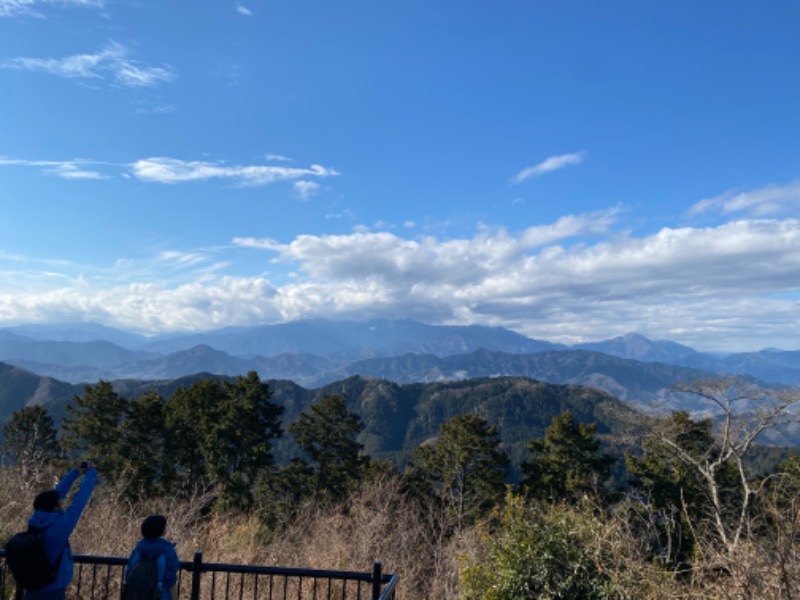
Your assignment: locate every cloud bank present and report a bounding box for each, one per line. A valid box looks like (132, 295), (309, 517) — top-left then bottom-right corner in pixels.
(2, 206), (799, 352)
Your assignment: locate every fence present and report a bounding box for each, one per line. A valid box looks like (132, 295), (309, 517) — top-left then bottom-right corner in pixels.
(0, 549), (399, 600)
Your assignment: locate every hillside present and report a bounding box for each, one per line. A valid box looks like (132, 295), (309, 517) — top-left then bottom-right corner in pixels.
(0, 365), (640, 476)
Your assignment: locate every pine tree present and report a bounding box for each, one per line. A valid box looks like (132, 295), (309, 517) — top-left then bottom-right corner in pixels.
(118, 390), (172, 499)
(288, 393), (368, 501)
(409, 413), (509, 530)
(60, 380), (129, 476)
(164, 373), (283, 507)
(521, 411), (614, 502)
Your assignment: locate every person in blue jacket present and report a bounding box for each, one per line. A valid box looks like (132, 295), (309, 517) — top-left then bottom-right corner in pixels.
(124, 515), (180, 600)
(24, 461), (97, 600)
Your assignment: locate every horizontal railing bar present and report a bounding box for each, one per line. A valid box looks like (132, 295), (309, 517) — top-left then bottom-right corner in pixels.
(1, 549), (396, 586)
(22, 552), (389, 582)
(195, 562), (377, 581)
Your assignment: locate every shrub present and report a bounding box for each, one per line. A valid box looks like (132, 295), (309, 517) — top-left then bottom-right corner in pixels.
(460, 494), (613, 599)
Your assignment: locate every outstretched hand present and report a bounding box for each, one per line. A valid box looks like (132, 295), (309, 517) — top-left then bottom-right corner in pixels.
(77, 460), (97, 474)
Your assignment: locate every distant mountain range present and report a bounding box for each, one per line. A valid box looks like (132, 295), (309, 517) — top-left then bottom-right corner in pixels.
(1, 320), (799, 421)
(1, 320), (799, 389)
(2, 319), (800, 461)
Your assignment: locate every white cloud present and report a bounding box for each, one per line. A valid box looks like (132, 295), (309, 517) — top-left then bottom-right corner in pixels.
(511, 151), (586, 184)
(0, 157), (110, 180)
(266, 154), (293, 162)
(0, 0), (101, 17)
(0, 154), (338, 188)
(4, 210), (800, 351)
(236, 4), (252, 16)
(688, 180), (800, 217)
(131, 157), (339, 186)
(46, 163), (107, 180)
(1, 41), (175, 88)
(294, 180), (320, 200)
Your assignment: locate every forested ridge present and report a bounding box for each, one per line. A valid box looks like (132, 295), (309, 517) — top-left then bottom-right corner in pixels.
(3, 372), (800, 598)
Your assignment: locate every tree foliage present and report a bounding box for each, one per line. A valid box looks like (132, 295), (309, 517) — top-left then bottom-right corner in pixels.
(409, 413), (509, 530)
(627, 379), (800, 557)
(60, 380), (128, 476)
(521, 411), (615, 502)
(2, 405), (61, 477)
(461, 494), (612, 600)
(57, 372), (283, 509)
(164, 373), (283, 508)
(118, 390), (171, 499)
(288, 393), (368, 501)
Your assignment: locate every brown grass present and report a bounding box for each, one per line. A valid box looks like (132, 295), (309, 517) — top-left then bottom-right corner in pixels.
(4, 466), (800, 599)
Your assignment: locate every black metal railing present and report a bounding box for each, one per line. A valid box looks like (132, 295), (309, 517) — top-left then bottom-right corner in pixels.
(0, 549), (399, 600)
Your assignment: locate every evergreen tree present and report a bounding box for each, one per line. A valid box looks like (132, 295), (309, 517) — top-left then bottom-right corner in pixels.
(626, 411), (718, 513)
(214, 372), (284, 509)
(521, 411), (614, 502)
(118, 390), (172, 499)
(164, 373), (283, 508)
(409, 413), (509, 530)
(2, 405), (61, 477)
(164, 378), (226, 496)
(60, 380), (129, 476)
(626, 410), (741, 563)
(288, 393), (368, 501)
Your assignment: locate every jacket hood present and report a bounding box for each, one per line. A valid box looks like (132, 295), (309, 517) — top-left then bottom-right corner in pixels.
(28, 509), (63, 529)
(134, 537), (176, 558)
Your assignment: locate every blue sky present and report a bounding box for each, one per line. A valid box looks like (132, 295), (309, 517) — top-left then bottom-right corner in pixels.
(1, 0), (799, 352)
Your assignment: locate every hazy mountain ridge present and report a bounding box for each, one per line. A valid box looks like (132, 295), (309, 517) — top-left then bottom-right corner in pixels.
(0, 320), (799, 390)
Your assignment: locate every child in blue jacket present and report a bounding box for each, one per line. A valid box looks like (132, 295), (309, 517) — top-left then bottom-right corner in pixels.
(24, 461), (97, 600)
(124, 515), (180, 600)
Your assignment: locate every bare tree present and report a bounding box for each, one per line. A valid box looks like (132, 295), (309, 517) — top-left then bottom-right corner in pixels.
(657, 378), (800, 554)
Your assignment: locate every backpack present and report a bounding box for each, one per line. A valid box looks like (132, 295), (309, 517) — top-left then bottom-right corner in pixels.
(4, 526), (63, 590)
(123, 550), (165, 600)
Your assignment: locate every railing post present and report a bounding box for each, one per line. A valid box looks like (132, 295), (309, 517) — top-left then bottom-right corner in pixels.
(190, 550), (203, 600)
(371, 561), (382, 600)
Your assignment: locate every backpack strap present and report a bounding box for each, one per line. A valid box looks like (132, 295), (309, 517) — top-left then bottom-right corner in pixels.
(156, 553), (166, 592)
(126, 548), (141, 580)
(27, 524), (67, 575)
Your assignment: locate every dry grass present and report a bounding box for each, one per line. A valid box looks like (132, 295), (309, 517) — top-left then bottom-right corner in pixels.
(4, 466), (800, 599)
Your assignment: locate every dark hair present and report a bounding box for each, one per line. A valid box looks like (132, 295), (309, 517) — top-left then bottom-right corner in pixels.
(33, 490), (60, 512)
(141, 515), (167, 539)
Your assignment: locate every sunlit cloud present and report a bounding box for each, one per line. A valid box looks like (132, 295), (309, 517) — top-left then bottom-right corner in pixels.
(688, 180), (800, 218)
(511, 151), (586, 184)
(227, 214), (800, 350)
(0, 0), (102, 17)
(1, 41), (175, 88)
(3, 208), (800, 351)
(131, 157), (339, 186)
(236, 4), (252, 16)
